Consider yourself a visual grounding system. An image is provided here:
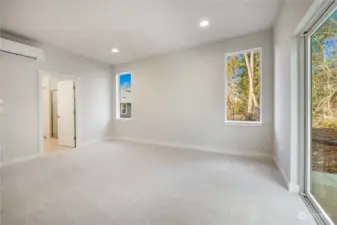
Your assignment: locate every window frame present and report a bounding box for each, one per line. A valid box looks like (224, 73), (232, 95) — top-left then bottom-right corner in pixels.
(116, 72), (132, 120)
(302, 2), (337, 225)
(224, 47), (263, 125)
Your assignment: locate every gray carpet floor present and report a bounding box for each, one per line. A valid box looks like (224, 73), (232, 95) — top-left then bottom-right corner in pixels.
(1, 141), (317, 225)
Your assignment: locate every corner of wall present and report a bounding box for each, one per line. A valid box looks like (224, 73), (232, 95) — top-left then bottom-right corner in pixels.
(271, 0), (286, 30)
(110, 65), (116, 139)
(274, 154), (300, 193)
(288, 182), (300, 193)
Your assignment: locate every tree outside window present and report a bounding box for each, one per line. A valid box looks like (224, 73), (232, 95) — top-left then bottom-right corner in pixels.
(225, 48), (262, 123)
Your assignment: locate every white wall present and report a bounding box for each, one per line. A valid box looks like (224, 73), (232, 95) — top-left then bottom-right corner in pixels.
(273, 0), (315, 189)
(0, 44), (112, 164)
(113, 29), (274, 155)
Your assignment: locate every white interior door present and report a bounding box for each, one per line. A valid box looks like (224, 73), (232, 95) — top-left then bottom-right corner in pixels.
(57, 80), (75, 147)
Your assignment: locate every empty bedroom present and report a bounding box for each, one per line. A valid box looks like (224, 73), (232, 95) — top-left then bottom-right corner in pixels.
(0, 0), (336, 224)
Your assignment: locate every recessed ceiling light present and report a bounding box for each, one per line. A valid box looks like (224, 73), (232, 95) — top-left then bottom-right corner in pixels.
(199, 20), (209, 28)
(111, 48), (119, 53)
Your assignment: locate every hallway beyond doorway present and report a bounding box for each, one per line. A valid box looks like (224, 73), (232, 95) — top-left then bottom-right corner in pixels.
(39, 71), (79, 155)
(43, 138), (73, 154)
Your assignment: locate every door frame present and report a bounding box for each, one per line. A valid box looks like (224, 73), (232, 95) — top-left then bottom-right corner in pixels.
(50, 90), (58, 138)
(38, 70), (80, 154)
(302, 1), (337, 224)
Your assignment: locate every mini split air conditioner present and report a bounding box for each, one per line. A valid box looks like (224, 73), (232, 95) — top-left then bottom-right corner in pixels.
(0, 37), (44, 60)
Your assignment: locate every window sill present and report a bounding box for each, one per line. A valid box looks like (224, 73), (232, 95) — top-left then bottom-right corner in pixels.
(116, 118), (132, 121)
(224, 121), (263, 126)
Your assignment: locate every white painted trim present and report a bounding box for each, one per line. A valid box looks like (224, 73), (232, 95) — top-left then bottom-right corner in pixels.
(224, 47), (263, 125)
(295, 0), (335, 35)
(299, 3), (337, 224)
(274, 156), (300, 192)
(306, 193), (336, 225)
(274, 156), (289, 188)
(38, 70), (80, 155)
(278, 0), (335, 196)
(111, 136), (273, 160)
(289, 36), (301, 192)
(288, 182), (300, 193)
(301, 0), (337, 195)
(224, 121), (263, 126)
(115, 74), (120, 119)
(280, 0), (333, 196)
(38, 69), (81, 80)
(304, 0), (337, 37)
(80, 137), (113, 147)
(1, 138), (113, 167)
(293, 0), (337, 195)
(0, 153), (42, 168)
(116, 118), (132, 121)
(38, 72), (44, 155)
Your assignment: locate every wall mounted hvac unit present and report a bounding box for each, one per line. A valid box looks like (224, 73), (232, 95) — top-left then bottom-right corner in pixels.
(0, 37), (44, 60)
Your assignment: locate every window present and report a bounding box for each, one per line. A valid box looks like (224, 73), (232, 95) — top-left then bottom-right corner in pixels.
(225, 48), (262, 124)
(116, 73), (132, 119)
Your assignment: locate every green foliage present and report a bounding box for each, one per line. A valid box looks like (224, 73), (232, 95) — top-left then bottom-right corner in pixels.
(226, 51), (261, 121)
(311, 12), (337, 131)
(317, 120), (337, 130)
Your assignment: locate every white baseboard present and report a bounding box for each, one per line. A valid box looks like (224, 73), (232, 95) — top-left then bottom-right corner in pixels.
(1, 137), (113, 168)
(80, 136), (115, 147)
(274, 156), (300, 193)
(274, 157), (289, 187)
(288, 182), (300, 193)
(111, 136), (274, 160)
(112, 137), (302, 192)
(1, 153), (42, 168)
(79, 140), (96, 147)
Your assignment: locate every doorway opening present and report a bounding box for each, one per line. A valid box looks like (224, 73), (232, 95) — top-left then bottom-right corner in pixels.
(39, 71), (78, 154)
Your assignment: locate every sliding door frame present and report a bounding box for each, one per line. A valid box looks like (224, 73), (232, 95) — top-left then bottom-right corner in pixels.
(303, 1), (337, 224)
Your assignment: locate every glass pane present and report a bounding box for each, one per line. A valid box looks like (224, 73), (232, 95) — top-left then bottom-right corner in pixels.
(311, 9), (337, 223)
(119, 73), (132, 118)
(225, 49), (261, 122)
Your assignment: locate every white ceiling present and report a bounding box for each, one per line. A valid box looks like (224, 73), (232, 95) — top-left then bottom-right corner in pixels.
(0, 0), (281, 65)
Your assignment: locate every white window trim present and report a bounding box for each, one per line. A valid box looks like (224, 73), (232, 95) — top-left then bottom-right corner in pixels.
(301, 2), (337, 224)
(116, 72), (132, 120)
(224, 47), (263, 126)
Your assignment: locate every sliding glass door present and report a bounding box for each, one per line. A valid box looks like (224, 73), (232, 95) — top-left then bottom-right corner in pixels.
(305, 3), (337, 224)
